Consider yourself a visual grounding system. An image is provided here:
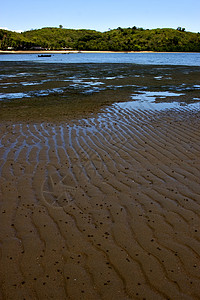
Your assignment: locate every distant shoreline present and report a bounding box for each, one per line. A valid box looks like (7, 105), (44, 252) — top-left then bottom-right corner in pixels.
(1, 27), (200, 54)
(0, 50), (197, 54)
(0, 50), (154, 54)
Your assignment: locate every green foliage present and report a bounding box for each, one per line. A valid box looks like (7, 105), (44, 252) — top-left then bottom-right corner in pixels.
(0, 29), (37, 50)
(177, 27), (185, 32)
(0, 27), (200, 52)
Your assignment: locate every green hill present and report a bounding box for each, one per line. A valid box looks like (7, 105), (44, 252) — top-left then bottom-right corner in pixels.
(1, 26), (200, 52)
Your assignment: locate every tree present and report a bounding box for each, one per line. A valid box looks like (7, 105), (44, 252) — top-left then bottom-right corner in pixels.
(177, 27), (185, 32)
(59, 25), (63, 29)
(1, 27), (200, 52)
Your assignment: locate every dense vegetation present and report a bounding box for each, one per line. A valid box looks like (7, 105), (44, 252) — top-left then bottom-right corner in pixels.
(1, 26), (200, 52)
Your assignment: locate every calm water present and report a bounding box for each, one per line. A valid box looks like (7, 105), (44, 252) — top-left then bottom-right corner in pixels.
(1, 52), (200, 66)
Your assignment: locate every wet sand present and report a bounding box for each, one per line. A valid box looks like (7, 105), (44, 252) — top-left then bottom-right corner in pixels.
(1, 62), (200, 299)
(1, 62), (200, 123)
(0, 105), (200, 299)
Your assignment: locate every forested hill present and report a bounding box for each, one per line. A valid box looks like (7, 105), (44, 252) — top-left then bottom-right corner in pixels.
(1, 26), (200, 52)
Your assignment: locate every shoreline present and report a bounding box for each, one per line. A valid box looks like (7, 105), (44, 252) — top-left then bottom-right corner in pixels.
(0, 50), (198, 54)
(0, 50), (155, 54)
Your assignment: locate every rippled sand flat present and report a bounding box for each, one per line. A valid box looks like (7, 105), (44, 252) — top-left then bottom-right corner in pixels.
(0, 62), (200, 299)
(0, 105), (200, 300)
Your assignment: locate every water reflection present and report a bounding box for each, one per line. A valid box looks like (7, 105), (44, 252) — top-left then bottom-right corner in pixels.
(114, 100), (180, 111)
(0, 88), (64, 100)
(130, 91), (185, 103)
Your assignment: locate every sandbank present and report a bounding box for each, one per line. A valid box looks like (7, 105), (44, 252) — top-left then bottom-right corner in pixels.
(0, 62), (200, 299)
(0, 106), (200, 299)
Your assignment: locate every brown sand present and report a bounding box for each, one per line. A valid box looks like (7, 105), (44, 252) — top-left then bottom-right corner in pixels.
(0, 50), (156, 54)
(0, 106), (200, 299)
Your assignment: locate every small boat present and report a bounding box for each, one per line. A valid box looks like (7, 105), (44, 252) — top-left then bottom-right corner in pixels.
(38, 54), (51, 57)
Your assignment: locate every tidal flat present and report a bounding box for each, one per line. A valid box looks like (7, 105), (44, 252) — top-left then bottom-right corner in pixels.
(0, 62), (200, 299)
(0, 62), (200, 121)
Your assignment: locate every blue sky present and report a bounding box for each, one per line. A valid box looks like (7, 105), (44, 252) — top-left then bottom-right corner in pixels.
(1, 0), (199, 33)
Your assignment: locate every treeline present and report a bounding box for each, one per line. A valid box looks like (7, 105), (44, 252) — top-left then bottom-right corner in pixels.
(1, 26), (200, 52)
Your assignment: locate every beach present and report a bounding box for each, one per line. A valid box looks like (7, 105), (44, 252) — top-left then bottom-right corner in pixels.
(0, 51), (157, 54)
(0, 62), (200, 299)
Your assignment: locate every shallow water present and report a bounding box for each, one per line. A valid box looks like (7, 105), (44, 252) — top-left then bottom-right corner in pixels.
(1, 52), (200, 66)
(0, 62), (200, 121)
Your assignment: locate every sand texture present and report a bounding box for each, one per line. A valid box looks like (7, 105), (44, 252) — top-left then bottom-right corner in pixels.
(0, 105), (200, 299)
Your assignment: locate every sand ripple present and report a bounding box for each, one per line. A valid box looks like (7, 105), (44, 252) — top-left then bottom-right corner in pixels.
(0, 106), (200, 299)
